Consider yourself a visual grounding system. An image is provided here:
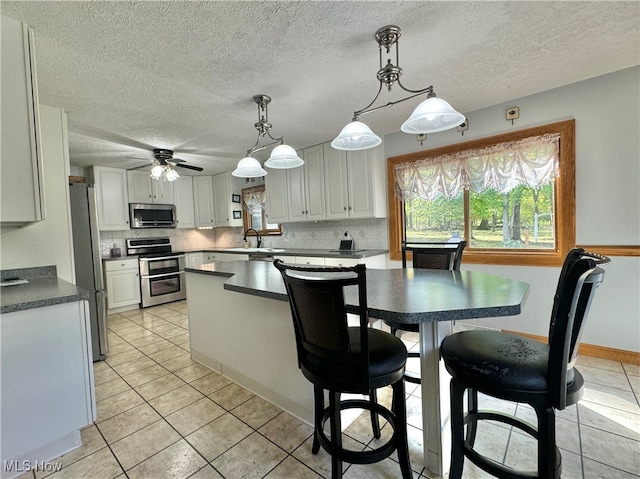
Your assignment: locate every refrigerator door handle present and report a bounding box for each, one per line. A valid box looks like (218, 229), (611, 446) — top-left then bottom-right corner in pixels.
(95, 288), (109, 359)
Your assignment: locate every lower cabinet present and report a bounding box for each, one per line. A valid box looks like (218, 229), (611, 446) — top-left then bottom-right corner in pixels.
(104, 258), (140, 310)
(1, 301), (95, 467)
(274, 254), (385, 268)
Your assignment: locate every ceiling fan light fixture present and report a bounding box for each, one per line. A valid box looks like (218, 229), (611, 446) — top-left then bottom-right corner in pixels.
(331, 121), (382, 151)
(401, 96), (466, 134)
(164, 167), (180, 182)
(150, 164), (164, 180)
(232, 156), (268, 178)
(333, 25), (464, 150)
(264, 144), (304, 169)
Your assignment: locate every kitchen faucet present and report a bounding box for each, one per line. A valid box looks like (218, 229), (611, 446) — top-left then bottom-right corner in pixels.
(243, 228), (262, 248)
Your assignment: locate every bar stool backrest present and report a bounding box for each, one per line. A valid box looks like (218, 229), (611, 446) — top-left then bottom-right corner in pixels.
(401, 241), (467, 270)
(273, 259), (371, 393)
(547, 248), (608, 409)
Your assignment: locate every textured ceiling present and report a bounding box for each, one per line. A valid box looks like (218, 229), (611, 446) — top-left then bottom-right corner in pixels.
(1, 1), (639, 175)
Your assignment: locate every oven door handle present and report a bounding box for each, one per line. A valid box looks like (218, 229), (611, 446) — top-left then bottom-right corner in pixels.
(139, 254), (186, 262)
(141, 271), (186, 279)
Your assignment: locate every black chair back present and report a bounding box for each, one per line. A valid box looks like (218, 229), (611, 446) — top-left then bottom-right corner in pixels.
(401, 240), (467, 270)
(273, 259), (371, 393)
(547, 248), (608, 409)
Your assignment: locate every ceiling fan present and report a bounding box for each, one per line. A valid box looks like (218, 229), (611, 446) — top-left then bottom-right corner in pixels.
(128, 149), (204, 180)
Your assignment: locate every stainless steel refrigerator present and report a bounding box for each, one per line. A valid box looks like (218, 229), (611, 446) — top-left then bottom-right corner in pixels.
(69, 182), (108, 361)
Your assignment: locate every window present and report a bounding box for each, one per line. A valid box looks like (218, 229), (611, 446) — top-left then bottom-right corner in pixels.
(242, 185), (281, 236)
(388, 120), (575, 266)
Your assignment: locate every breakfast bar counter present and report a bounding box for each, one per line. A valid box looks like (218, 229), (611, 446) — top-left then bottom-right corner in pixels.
(185, 260), (529, 475)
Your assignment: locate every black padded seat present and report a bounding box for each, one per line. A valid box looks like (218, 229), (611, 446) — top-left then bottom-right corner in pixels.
(385, 240), (466, 383)
(441, 248), (609, 479)
(274, 259), (412, 479)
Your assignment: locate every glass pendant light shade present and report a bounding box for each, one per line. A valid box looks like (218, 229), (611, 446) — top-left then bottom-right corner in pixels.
(401, 97), (466, 134)
(331, 121), (382, 151)
(150, 164), (164, 180)
(264, 144), (304, 169)
(165, 167), (180, 182)
(232, 156), (268, 178)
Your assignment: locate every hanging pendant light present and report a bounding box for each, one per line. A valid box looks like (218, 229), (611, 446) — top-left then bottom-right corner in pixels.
(232, 156), (268, 178)
(265, 144), (304, 169)
(330, 121), (382, 150)
(233, 94), (303, 177)
(332, 25), (465, 151)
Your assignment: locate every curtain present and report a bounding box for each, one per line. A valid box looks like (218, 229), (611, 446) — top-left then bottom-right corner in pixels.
(242, 187), (266, 215)
(394, 133), (560, 201)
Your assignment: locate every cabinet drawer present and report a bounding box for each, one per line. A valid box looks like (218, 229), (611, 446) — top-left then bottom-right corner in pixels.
(104, 258), (139, 272)
(324, 257), (360, 267)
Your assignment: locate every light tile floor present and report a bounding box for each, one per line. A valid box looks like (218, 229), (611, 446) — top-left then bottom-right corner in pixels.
(18, 301), (640, 479)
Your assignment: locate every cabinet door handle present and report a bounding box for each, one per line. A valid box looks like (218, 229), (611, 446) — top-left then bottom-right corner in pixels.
(348, 206), (352, 211)
(343, 206), (347, 211)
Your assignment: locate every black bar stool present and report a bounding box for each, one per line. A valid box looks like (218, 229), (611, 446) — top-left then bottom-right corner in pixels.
(274, 259), (412, 479)
(385, 240), (466, 384)
(441, 248), (609, 479)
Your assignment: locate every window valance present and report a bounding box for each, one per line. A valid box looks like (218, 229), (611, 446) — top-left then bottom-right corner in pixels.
(243, 187), (266, 215)
(394, 133), (560, 201)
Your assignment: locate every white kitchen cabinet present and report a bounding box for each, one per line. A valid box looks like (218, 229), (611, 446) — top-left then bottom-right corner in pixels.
(203, 252), (249, 263)
(174, 175), (195, 229)
(265, 168), (289, 223)
(91, 166), (130, 231)
(104, 258), (140, 311)
(1, 16), (45, 225)
(324, 143), (386, 220)
(303, 144), (327, 221)
(127, 170), (175, 205)
(213, 172), (243, 227)
(1, 301), (95, 467)
(186, 252), (204, 267)
(286, 145), (326, 222)
(193, 176), (215, 228)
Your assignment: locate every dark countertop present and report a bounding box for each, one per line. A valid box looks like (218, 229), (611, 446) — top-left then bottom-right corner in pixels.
(185, 261), (529, 324)
(1, 266), (90, 314)
(183, 248), (388, 259)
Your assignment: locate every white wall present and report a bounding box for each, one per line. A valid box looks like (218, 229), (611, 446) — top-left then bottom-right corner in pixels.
(0, 105), (75, 282)
(384, 67), (640, 353)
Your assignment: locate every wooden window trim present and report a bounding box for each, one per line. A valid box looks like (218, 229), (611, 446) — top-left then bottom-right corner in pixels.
(387, 120), (576, 267)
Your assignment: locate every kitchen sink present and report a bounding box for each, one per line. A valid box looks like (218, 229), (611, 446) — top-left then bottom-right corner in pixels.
(224, 247), (285, 253)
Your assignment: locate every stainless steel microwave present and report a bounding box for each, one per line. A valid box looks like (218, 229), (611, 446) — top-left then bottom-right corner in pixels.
(129, 203), (177, 229)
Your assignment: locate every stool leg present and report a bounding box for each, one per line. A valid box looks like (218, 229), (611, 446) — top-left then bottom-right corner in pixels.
(465, 387), (479, 447)
(328, 391), (343, 479)
(369, 389), (381, 439)
(312, 385), (323, 455)
(536, 404), (559, 479)
(392, 378), (412, 479)
(449, 379), (466, 479)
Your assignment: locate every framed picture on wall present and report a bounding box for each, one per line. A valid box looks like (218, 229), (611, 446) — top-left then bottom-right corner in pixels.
(233, 211), (242, 219)
(232, 194), (241, 203)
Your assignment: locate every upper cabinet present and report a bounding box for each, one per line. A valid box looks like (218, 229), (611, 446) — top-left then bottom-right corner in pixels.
(284, 144), (327, 223)
(1, 16), (45, 225)
(213, 172), (243, 228)
(264, 168), (289, 224)
(193, 176), (215, 228)
(127, 170), (175, 205)
(91, 166), (130, 230)
(325, 143), (386, 220)
(173, 175), (195, 229)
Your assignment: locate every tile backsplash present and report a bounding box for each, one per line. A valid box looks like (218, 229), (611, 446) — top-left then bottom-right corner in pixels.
(99, 218), (389, 257)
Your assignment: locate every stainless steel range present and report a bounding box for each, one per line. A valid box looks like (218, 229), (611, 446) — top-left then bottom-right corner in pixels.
(127, 238), (186, 308)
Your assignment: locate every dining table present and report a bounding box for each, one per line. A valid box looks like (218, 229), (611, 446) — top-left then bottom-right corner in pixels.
(185, 260), (530, 476)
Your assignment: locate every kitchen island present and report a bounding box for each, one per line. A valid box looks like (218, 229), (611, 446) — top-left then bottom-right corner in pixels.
(0, 266), (95, 478)
(185, 260), (529, 476)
